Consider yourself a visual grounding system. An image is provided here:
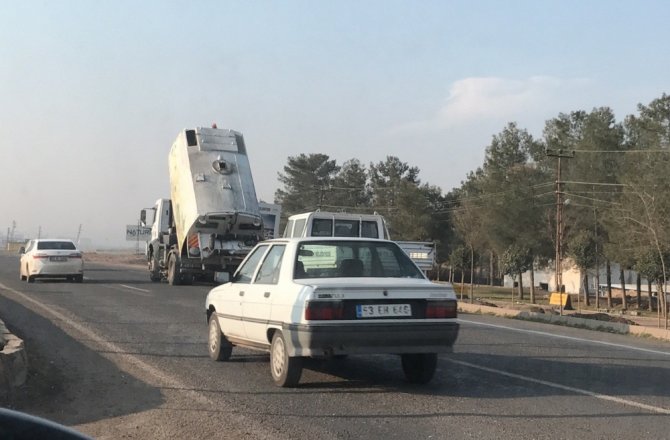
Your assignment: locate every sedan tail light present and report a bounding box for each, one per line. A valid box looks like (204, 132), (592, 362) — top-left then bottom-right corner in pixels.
(425, 300), (457, 319)
(305, 301), (344, 320)
(32, 253), (49, 259)
(69, 252), (82, 258)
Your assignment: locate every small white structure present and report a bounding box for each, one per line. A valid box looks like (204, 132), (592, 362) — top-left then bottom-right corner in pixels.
(503, 259), (653, 294)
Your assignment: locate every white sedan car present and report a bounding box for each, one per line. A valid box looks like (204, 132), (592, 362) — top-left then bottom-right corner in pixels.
(19, 239), (84, 283)
(206, 237), (459, 387)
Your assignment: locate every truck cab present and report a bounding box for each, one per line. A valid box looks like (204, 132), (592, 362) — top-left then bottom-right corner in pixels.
(281, 211), (435, 275)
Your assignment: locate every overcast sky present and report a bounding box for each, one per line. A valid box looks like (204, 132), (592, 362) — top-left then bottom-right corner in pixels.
(1, 0), (669, 247)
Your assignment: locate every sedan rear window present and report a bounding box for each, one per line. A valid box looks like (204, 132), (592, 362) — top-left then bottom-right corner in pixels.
(295, 240), (423, 279)
(37, 241), (77, 250)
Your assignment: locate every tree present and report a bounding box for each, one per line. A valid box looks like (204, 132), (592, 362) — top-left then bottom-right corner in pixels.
(449, 246), (468, 300)
(368, 156), (442, 241)
(328, 159), (371, 211)
(275, 154), (340, 215)
(500, 243), (533, 301)
(567, 230), (597, 306)
(478, 124), (553, 301)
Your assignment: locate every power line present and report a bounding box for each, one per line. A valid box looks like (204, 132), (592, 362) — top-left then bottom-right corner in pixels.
(572, 149), (670, 153)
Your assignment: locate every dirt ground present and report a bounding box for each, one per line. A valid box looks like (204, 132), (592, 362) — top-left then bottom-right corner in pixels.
(83, 252), (146, 267)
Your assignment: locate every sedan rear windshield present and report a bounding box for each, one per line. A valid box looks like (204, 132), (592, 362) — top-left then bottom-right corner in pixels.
(294, 240), (423, 279)
(37, 241), (77, 250)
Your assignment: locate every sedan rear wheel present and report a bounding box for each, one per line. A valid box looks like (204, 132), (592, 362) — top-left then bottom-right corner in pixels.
(27, 275), (35, 283)
(401, 353), (438, 384)
(208, 314), (232, 361)
(270, 331), (302, 387)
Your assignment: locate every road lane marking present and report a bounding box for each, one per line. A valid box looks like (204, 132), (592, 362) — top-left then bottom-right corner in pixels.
(448, 358), (670, 415)
(119, 284), (151, 293)
(458, 318), (670, 357)
(99, 284), (152, 297)
(0, 282), (281, 439)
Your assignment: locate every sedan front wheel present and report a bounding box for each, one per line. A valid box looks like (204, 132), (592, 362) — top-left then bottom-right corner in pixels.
(208, 314), (232, 361)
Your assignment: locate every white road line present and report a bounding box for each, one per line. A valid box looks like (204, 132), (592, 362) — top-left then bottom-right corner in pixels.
(118, 284), (151, 293)
(99, 284), (152, 297)
(0, 282), (280, 440)
(458, 318), (670, 357)
(448, 358), (670, 415)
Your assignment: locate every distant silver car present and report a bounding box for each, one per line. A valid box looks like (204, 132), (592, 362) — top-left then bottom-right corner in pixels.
(206, 237), (459, 387)
(19, 239), (84, 283)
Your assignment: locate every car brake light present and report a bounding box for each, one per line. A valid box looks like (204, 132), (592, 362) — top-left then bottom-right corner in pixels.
(32, 253), (48, 259)
(305, 301), (344, 320)
(425, 300), (457, 319)
(69, 253), (82, 258)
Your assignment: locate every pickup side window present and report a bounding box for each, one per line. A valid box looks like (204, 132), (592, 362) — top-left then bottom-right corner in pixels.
(233, 245), (268, 283)
(255, 245), (286, 284)
(361, 221), (379, 238)
(293, 219), (307, 237)
(311, 218), (333, 236)
(283, 220), (294, 238)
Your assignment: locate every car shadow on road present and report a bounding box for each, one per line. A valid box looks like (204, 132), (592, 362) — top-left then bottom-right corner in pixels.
(0, 293), (164, 427)
(293, 352), (670, 403)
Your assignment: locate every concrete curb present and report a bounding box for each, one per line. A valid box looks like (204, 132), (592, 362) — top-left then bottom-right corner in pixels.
(459, 302), (670, 342)
(0, 318), (27, 398)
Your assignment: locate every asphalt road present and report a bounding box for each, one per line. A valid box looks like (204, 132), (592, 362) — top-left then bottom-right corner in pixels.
(1, 252), (669, 439)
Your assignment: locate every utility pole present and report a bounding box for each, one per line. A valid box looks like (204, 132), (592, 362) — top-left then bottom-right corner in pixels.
(546, 149), (574, 315)
(37, 225), (42, 239)
(75, 224), (82, 244)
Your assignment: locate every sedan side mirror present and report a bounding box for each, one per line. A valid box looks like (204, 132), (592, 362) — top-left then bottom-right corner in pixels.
(18, 247), (25, 254)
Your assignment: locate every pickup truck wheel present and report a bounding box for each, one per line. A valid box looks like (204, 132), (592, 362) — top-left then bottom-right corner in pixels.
(167, 254), (181, 286)
(401, 353), (438, 384)
(208, 314), (232, 361)
(270, 331), (303, 387)
(149, 256), (161, 282)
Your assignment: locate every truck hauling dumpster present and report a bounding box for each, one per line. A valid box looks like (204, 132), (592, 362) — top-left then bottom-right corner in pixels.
(141, 127), (264, 285)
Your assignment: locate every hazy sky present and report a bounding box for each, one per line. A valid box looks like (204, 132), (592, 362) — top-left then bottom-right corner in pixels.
(1, 0), (669, 247)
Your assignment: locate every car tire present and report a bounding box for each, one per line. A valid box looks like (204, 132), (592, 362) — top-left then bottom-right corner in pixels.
(27, 275), (35, 283)
(208, 314), (232, 361)
(167, 253), (181, 286)
(149, 256), (161, 282)
(270, 331), (302, 387)
(401, 353), (438, 384)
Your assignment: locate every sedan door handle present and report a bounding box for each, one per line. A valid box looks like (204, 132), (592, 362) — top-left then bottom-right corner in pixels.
(264, 291), (271, 298)
(239, 291), (245, 296)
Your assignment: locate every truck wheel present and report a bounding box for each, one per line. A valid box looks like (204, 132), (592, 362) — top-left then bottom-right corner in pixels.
(401, 353), (438, 384)
(167, 254), (181, 286)
(270, 331), (303, 387)
(208, 314), (232, 361)
(149, 256), (161, 282)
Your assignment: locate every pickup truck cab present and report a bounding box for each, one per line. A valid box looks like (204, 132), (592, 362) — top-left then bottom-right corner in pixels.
(205, 237), (459, 387)
(282, 211), (436, 274)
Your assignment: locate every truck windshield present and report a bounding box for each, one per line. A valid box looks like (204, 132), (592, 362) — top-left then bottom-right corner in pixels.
(294, 240), (424, 279)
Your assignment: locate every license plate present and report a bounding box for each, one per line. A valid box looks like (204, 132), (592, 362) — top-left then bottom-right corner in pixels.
(50, 256), (67, 262)
(356, 304), (411, 318)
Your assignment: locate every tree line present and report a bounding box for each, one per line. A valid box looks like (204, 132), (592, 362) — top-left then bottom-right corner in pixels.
(273, 93), (670, 318)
